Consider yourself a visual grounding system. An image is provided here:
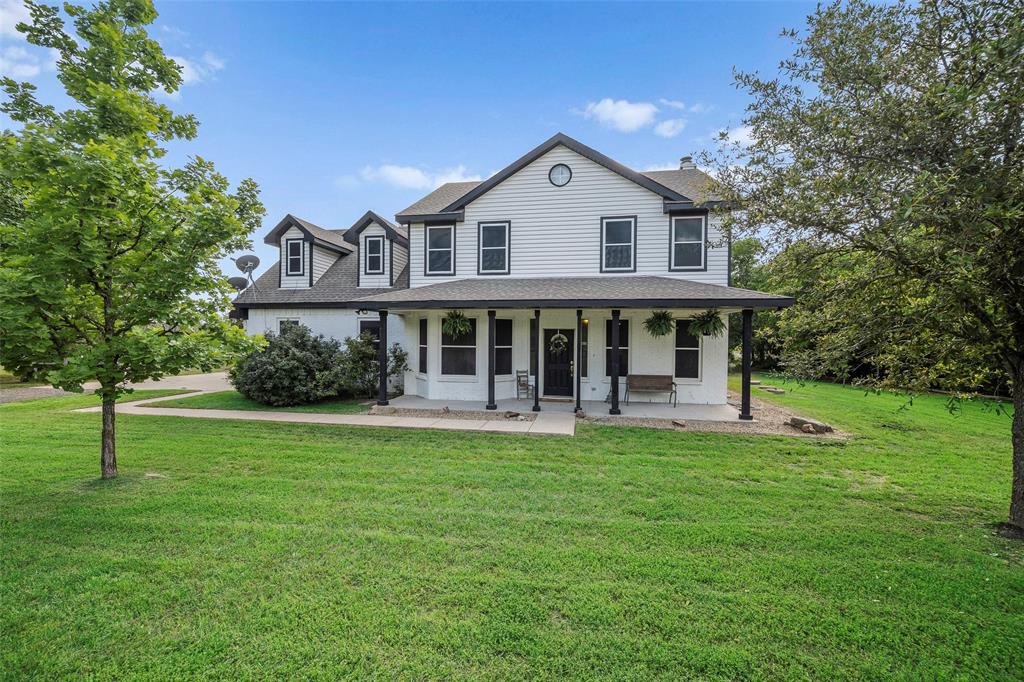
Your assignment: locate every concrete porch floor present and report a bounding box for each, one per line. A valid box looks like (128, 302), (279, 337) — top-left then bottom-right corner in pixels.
(389, 395), (743, 421)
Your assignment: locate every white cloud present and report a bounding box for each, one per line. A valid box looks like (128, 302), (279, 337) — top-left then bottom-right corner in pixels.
(581, 98), (659, 133)
(358, 164), (481, 190)
(688, 102), (712, 114)
(0, 45), (41, 79)
(0, 0), (31, 39)
(654, 118), (687, 138)
(659, 98), (686, 110)
(721, 125), (755, 146)
(170, 51), (225, 86)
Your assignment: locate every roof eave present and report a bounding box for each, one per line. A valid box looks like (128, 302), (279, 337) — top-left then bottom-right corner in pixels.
(352, 296), (795, 311)
(394, 211), (465, 225)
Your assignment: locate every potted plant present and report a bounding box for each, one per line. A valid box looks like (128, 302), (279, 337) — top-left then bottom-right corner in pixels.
(643, 310), (675, 337)
(441, 309), (472, 338)
(687, 309), (726, 337)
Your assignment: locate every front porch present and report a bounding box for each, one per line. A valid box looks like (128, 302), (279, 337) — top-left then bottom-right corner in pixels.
(389, 395), (743, 421)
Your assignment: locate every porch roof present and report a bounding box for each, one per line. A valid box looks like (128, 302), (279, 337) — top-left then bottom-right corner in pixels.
(352, 275), (793, 310)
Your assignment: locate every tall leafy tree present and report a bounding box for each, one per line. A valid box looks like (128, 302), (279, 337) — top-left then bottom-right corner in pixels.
(0, 0), (265, 478)
(709, 0), (1024, 532)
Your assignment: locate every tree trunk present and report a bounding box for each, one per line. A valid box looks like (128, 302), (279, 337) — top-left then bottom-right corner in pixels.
(101, 394), (117, 479)
(1010, 361), (1024, 531)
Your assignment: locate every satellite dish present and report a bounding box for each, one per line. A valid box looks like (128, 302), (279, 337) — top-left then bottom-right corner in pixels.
(235, 254), (260, 274)
(227, 276), (249, 291)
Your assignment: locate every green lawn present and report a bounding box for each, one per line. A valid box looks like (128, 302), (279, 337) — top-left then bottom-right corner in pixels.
(1, 379), (1021, 680)
(147, 389), (370, 414)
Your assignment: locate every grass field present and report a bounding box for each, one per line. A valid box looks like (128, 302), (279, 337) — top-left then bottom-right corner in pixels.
(1, 379), (1021, 680)
(149, 389), (369, 414)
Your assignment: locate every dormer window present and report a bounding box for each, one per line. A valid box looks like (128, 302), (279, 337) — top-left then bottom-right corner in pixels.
(365, 236), (384, 275)
(285, 239), (304, 276)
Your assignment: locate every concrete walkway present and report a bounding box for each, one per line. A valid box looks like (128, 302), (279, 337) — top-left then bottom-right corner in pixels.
(74, 388), (576, 436)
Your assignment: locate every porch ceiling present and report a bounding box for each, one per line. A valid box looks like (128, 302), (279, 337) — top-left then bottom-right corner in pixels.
(352, 275), (793, 310)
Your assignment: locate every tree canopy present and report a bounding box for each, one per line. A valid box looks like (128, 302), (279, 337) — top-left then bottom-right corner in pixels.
(0, 0), (265, 477)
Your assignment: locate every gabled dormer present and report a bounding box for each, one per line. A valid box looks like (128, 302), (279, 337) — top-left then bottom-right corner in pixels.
(343, 210), (410, 288)
(263, 214), (353, 289)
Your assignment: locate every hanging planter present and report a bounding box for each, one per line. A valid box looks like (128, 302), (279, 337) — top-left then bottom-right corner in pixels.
(687, 309), (726, 337)
(643, 310), (675, 337)
(441, 309), (472, 338)
(548, 332), (569, 354)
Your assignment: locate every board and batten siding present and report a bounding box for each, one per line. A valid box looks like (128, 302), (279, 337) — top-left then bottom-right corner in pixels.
(278, 226), (309, 289)
(408, 146), (728, 288)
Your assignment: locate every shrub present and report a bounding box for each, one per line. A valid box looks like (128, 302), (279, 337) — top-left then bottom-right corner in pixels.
(230, 324), (346, 406)
(339, 331), (409, 398)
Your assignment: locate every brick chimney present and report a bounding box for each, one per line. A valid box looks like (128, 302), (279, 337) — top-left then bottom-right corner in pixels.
(679, 155), (696, 170)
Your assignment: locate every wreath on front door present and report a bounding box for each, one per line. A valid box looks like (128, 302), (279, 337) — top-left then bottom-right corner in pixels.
(548, 332), (569, 354)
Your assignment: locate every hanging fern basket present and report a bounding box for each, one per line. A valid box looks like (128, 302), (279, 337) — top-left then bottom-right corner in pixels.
(687, 309), (726, 338)
(643, 310), (675, 337)
(441, 310), (472, 339)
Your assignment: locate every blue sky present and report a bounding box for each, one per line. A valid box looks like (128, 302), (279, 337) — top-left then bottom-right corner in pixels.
(2, 0), (816, 270)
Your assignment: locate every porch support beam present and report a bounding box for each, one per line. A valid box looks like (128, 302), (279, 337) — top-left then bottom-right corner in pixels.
(609, 309), (621, 415)
(740, 308), (753, 420)
(486, 309), (497, 410)
(377, 310), (389, 406)
(532, 309), (541, 412)
(575, 309), (583, 413)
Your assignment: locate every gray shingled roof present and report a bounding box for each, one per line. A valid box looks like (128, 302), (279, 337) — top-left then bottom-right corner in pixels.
(352, 276), (793, 310)
(641, 169), (722, 202)
(234, 253), (409, 307)
(396, 181), (481, 218)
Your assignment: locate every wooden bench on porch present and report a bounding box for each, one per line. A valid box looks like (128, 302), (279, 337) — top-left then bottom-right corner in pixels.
(624, 374), (677, 407)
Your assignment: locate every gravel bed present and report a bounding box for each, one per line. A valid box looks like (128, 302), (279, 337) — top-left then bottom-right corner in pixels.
(372, 406), (536, 422)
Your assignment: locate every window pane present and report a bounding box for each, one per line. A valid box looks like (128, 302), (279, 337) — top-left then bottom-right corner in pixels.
(418, 346), (427, 373)
(367, 238), (382, 255)
(495, 319), (512, 346)
(674, 243), (702, 267)
(495, 348), (512, 375)
(359, 320), (381, 352)
(674, 218), (703, 242)
(529, 318), (537, 375)
(604, 319), (630, 347)
(419, 318), (427, 342)
(367, 255), (382, 272)
(481, 248), (506, 272)
(428, 250), (452, 273)
(676, 321), (699, 348)
(442, 347), (475, 375)
(604, 220), (633, 244)
(441, 318), (476, 346)
(288, 241), (302, 257)
(675, 349), (699, 378)
(428, 228), (452, 249)
(481, 224), (507, 248)
(279, 320), (298, 333)
(604, 244), (632, 269)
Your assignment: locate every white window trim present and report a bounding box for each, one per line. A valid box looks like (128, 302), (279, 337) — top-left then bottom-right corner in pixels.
(601, 216), (636, 272)
(670, 216), (707, 271)
(426, 224), (455, 276)
(478, 221), (510, 275)
(364, 236), (385, 275)
(440, 317), (476, 376)
(285, 239), (305, 276)
(674, 319), (703, 383)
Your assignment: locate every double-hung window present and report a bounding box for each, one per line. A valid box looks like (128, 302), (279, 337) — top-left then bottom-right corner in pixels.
(359, 320), (381, 352)
(278, 318), (299, 334)
(418, 318), (428, 374)
(670, 216), (706, 270)
(478, 222), (510, 274)
(604, 318), (629, 376)
(674, 320), (701, 379)
(441, 318), (476, 375)
(285, 239), (304, 276)
(495, 319), (513, 375)
(364, 236), (384, 275)
(426, 225), (455, 275)
(601, 217), (636, 272)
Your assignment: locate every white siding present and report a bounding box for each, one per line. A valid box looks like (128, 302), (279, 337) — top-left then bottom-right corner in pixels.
(311, 245), (338, 285)
(278, 226), (309, 289)
(392, 241), (409, 282)
(401, 308), (727, 405)
(408, 146), (728, 288)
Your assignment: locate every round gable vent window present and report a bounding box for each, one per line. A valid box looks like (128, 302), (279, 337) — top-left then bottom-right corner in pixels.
(548, 163), (572, 187)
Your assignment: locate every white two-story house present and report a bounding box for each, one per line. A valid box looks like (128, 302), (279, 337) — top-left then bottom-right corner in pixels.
(234, 133), (792, 418)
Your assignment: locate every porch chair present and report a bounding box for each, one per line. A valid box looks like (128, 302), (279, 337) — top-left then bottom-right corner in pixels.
(515, 370), (534, 400)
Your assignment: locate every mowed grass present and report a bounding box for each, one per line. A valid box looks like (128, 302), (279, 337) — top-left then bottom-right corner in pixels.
(1, 380), (1021, 680)
(149, 389), (369, 414)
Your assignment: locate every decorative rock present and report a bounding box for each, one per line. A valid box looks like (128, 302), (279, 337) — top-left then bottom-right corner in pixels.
(575, 408), (586, 418)
(750, 380), (761, 385)
(787, 416), (834, 434)
(441, 406), (450, 414)
(517, 415), (526, 422)
(374, 405), (396, 415)
(672, 419), (687, 429)
(761, 386), (786, 394)
(504, 410), (520, 419)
